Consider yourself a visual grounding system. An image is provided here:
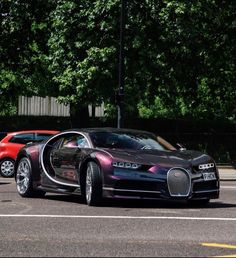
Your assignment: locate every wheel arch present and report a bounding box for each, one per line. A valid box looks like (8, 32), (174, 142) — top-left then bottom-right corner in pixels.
(0, 156), (15, 163)
(14, 151), (37, 182)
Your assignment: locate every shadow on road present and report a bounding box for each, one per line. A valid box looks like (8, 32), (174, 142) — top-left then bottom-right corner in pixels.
(43, 194), (236, 209)
(0, 182), (11, 185)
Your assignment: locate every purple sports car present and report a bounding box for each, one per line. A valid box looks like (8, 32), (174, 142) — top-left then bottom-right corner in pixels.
(14, 128), (220, 206)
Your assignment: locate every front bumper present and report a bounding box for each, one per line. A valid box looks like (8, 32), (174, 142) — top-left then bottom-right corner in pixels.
(102, 168), (220, 200)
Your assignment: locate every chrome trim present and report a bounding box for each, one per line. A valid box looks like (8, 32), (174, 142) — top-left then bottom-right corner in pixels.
(167, 167), (191, 197)
(40, 131), (92, 188)
(103, 187), (161, 194)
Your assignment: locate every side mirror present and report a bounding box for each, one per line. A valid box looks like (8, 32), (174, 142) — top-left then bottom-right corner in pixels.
(176, 143), (186, 151)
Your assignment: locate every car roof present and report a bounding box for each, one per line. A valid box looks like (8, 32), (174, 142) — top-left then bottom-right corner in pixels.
(64, 127), (156, 136)
(6, 130), (59, 137)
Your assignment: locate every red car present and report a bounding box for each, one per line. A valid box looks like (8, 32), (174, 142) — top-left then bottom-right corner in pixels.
(0, 130), (59, 177)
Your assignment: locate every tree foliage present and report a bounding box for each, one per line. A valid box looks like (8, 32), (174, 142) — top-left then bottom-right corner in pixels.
(0, 0), (235, 121)
(0, 0), (57, 110)
(136, 0), (236, 121)
(47, 0), (120, 109)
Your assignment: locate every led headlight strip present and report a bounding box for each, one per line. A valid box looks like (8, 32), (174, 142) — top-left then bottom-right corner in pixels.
(113, 161), (141, 169)
(198, 163), (215, 170)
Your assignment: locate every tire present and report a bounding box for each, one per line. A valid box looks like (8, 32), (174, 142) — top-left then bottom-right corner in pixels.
(0, 158), (15, 177)
(16, 157), (45, 198)
(85, 161), (103, 206)
(187, 199), (210, 207)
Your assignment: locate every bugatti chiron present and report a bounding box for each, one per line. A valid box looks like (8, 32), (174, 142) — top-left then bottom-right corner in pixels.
(14, 128), (220, 206)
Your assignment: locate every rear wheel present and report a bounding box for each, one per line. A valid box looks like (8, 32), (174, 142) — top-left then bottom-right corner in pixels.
(16, 157), (45, 198)
(85, 161), (103, 206)
(0, 158), (15, 177)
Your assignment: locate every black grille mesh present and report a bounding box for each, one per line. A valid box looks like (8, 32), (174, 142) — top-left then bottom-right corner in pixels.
(167, 168), (191, 197)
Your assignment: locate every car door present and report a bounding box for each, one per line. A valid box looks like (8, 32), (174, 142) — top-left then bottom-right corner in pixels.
(51, 134), (89, 184)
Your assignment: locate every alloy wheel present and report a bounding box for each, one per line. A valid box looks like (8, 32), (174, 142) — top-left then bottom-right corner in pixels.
(16, 159), (31, 195)
(86, 165), (92, 204)
(0, 160), (14, 177)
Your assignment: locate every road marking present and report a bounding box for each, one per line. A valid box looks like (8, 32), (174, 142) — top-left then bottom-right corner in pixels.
(220, 186), (236, 189)
(202, 243), (236, 258)
(0, 214), (236, 221)
(202, 243), (236, 249)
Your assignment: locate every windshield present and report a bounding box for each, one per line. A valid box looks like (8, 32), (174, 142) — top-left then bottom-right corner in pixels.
(89, 131), (172, 151)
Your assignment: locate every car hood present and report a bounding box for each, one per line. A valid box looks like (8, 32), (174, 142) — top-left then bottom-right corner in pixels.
(104, 148), (213, 168)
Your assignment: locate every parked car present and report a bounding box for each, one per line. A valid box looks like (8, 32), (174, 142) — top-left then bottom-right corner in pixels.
(0, 130), (59, 177)
(14, 128), (220, 206)
(15, 128), (219, 205)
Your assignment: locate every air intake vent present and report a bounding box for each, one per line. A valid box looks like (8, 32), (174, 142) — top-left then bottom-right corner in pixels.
(167, 168), (191, 197)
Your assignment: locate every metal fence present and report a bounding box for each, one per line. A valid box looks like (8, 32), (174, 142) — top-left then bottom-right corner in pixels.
(18, 96), (105, 117)
(18, 96), (70, 117)
(88, 103), (105, 117)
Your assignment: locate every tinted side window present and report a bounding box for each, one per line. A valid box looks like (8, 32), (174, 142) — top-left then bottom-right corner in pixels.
(9, 133), (34, 144)
(76, 135), (89, 148)
(62, 135), (89, 148)
(35, 133), (52, 142)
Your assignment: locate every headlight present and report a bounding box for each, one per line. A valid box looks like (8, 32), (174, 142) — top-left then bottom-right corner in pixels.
(198, 163), (215, 170)
(113, 161), (141, 169)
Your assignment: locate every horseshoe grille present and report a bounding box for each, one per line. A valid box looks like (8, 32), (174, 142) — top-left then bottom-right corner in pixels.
(167, 168), (191, 197)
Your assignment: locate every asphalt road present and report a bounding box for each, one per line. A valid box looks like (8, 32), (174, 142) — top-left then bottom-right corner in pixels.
(0, 178), (236, 257)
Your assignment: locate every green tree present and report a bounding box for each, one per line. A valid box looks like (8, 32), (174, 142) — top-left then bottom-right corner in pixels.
(47, 0), (236, 122)
(47, 0), (120, 125)
(135, 0), (236, 121)
(0, 0), (57, 114)
(1, 0), (235, 123)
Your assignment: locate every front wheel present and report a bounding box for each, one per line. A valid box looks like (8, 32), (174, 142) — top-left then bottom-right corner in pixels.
(85, 161), (103, 206)
(0, 158), (15, 177)
(16, 157), (45, 198)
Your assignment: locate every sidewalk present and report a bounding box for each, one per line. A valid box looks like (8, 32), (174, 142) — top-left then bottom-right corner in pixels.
(218, 165), (236, 181)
